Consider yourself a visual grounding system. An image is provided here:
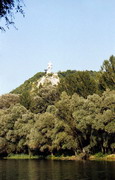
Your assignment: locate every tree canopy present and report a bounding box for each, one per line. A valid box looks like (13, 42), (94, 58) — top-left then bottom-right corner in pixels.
(0, 56), (115, 157)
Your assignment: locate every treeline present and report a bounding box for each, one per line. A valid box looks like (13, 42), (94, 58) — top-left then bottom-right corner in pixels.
(12, 55), (115, 97)
(0, 56), (114, 157)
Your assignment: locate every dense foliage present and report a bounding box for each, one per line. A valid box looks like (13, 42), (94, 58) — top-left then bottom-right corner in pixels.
(0, 56), (115, 157)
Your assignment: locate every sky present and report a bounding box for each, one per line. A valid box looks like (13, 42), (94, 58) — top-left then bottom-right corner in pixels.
(0, 0), (115, 95)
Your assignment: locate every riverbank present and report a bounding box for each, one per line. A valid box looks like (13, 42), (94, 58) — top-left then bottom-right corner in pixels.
(2, 153), (115, 161)
(47, 154), (115, 161)
(89, 154), (115, 161)
(3, 154), (43, 160)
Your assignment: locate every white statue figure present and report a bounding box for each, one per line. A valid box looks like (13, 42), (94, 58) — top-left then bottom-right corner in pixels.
(46, 62), (53, 74)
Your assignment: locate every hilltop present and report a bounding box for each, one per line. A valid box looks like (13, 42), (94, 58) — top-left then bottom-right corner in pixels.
(0, 56), (114, 158)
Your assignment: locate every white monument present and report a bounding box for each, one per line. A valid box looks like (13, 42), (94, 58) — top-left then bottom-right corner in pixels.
(37, 62), (60, 88)
(46, 62), (53, 74)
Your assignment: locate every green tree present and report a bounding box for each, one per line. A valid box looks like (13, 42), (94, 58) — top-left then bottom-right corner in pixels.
(27, 112), (56, 155)
(0, 137), (7, 154)
(30, 86), (59, 113)
(20, 90), (31, 109)
(73, 93), (104, 153)
(99, 55), (115, 91)
(53, 119), (77, 155)
(56, 92), (84, 154)
(0, 93), (20, 109)
(58, 71), (97, 98)
(0, 103), (34, 154)
(93, 90), (115, 153)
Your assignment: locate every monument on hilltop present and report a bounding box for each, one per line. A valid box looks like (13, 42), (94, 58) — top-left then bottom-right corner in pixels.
(46, 62), (53, 74)
(37, 62), (60, 88)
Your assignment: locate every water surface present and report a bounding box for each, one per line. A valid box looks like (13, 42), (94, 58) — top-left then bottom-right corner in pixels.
(0, 160), (115, 180)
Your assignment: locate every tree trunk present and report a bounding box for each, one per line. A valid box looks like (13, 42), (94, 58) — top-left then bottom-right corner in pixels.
(75, 151), (77, 156)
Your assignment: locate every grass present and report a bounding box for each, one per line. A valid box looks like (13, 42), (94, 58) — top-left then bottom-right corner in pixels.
(3, 153), (115, 161)
(4, 154), (42, 159)
(47, 153), (115, 161)
(4, 154), (82, 160)
(89, 153), (115, 161)
(46, 154), (86, 161)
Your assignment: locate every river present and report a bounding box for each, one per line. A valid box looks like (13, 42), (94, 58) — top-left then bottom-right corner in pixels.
(0, 160), (115, 180)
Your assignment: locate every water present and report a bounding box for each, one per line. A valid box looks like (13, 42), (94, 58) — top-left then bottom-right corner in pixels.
(0, 160), (115, 180)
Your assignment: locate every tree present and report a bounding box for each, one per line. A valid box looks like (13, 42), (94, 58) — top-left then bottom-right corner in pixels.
(53, 119), (77, 155)
(55, 92), (84, 154)
(58, 71), (97, 98)
(0, 0), (24, 30)
(0, 93), (20, 109)
(0, 137), (7, 154)
(20, 90), (31, 109)
(0, 103), (34, 154)
(30, 86), (59, 113)
(93, 90), (115, 153)
(99, 55), (115, 91)
(27, 112), (56, 155)
(14, 111), (35, 153)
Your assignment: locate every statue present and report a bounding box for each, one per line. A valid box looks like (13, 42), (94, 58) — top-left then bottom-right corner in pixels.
(37, 62), (60, 88)
(46, 62), (53, 74)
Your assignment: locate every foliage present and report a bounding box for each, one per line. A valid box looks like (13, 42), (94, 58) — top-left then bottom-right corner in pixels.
(58, 71), (98, 98)
(0, 0), (24, 30)
(99, 55), (115, 91)
(0, 93), (20, 109)
(30, 85), (60, 113)
(11, 72), (45, 94)
(6, 154), (41, 159)
(0, 56), (115, 157)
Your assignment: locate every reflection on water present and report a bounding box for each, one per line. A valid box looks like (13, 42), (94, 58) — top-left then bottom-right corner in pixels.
(0, 160), (115, 180)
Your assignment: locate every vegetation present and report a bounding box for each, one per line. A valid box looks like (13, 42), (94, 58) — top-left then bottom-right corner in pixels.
(0, 0), (25, 30)
(11, 72), (45, 94)
(89, 154), (115, 161)
(0, 56), (115, 159)
(5, 154), (42, 159)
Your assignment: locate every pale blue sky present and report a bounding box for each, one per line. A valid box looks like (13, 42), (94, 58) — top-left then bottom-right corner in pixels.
(0, 0), (115, 95)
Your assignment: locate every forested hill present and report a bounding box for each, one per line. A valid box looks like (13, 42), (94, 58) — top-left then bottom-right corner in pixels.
(11, 55), (115, 98)
(11, 72), (45, 94)
(0, 56), (114, 157)
(12, 70), (99, 96)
